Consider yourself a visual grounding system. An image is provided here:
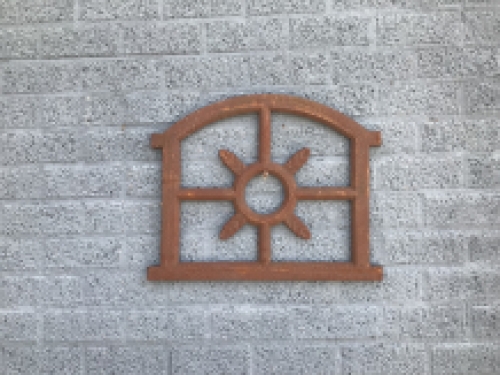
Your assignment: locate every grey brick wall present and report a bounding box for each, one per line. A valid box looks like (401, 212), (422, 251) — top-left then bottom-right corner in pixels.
(0, 0), (499, 374)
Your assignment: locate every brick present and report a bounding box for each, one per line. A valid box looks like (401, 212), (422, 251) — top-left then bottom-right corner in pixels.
(212, 306), (291, 339)
(126, 163), (161, 197)
(162, 55), (249, 89)
(416, 47), (464, 78)
(126, 91), (200, 123)
(43, 312), (85, 341)
(126, 307), (207, 340)
(339, 268), (422, 302)
(2, 62), (80, 94)
(0, 27), (38, 59)
(341, 343), (427, 375)
(253, 345), (336, 375)
(2, 346), (39, 375)
(248, 53), (290, 85)
(86, 346), (167, 375)
(472, 305), (500, 338)
(123, 201), (161, 234)
(465, 78), (500, 113)
(0, 238), (40, 270)
(40, 24), (120, 58)
(45, 164), (123, 198)
(123, 235), (160, 267)
(424, 192), (500, 227)
(374, 230), (468, 265)
(371, 192), (422, 228)
(289, 52), (330, 84)
(377, 11), (462, 46)
(396, 305), (466, 338)
(81, 94), (130, 126)
(40, 276), (82, 307)
(164, 0), (242, 18)
(0, 165), (46, 198)
(293, 305), (381, 339)
(17, 0), (74, 23)
(207, 18), (286, 52)
(0, 0), (18, 24)
(378, 80), (460, 115)
(465, 10), (500, 45)
(469, 231), (500, 262)
(121, 22), (201, 54)
(425, 266), (500, 301)
(361, 119), (419, 154)
(172, 345), (250, 375)
(247, 0), (326, 15)
(0, 313), (38, 341)
(462, 46), (500, 77)
(0, 276), (40, 308)
(467, 154), (500, 188)
(332, 49), (417, 83)
(84, 201), (125, 235)
(43, 237), (121, 268)
(41, 346), (83, 375)
(79, 0), (159, 20)
(422, 118), (500, 152)
(432, 344), (500, 375)
(79, 59), (161, 92)
(375, 154), (463, 190)
(304, 83), (377, 116)
(290, 16), (370, 49)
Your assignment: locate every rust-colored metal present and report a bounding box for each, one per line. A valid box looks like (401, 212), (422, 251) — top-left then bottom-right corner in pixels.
(148, 94), (382, 281)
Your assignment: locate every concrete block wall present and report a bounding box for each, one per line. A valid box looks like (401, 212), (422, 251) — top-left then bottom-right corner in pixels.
(0, 0), (499, 374)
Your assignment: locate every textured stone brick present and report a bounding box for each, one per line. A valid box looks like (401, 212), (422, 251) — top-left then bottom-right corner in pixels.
(212, 306), (291, 339)
(2, 62), (80, 94)
(0, 27), (38, 59)
(342, 343), (427, 375)
(422, 118), (500, 152)
(41, 276), (82, 307)
(40, 346), (83, 375)
(432, 344), (500, 375)
(86, 346), (167, 375)
(0, 165), (46, 198)
(248, 53), (290, 85)
(81, 94), (130, 126)
(43, 237), (120, 268)
(338, 268), (422, 302)
(123, 235), (160, 267)
(162, 56), (249, 89)
(371, 192), (422, 228)
(79, 0), (159, 20)
(377, 11), (462, 46)
(0, 238), (40, 271)
(467, 155), (500, 188)
(462, 46), (500, 77)
(472, 305), (500, 338)
(248, 0), (325, 15)
(121, 22), (201, 54)
(207, 18), (286, 52)
(332, 49), (417, 83)
(164, 0), (242, 17)
(378, 80), (460, 115)
(126, 163), (161, 197)
(17, 0), (74, 23)
(253, 345), (336, 375)
(465, 78), (500, 113)
(172, 345), (250, 375)
(416, 46), (465, 78)
(469, 231), (500, 262)
(465, 10), (500, 45)
(375, 155), (463, 190)
(2, 346), (39, 375)
(0, 313), (38, 341)
(425, 266), (500, 301)
(363, 118), (418, 154)
(424, 192), (500, 227)
(40, 24), (120, 58)
(0, 276), (40, 308)
(293, 305), (382, 339)
(290, 15), (370, 48)
(126, 308), (207, 340)
(0, 0), (18, 24)
(289, 52), (330, 85)
(45, 164), (123, 198)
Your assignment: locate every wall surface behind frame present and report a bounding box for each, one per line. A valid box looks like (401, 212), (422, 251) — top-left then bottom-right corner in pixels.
(1, 0), (500, 374)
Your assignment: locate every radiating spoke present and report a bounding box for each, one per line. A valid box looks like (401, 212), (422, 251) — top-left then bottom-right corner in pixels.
(284, 147), (310, 174)
(178, 188), (235, 200)
(285, 215), (311, 239)
(259, 224), (271, 264)
(219, 149), (246, 176)
(296, 187), (356, 200)
(259, 106), (271, 163)
(219, 212), (248, 240)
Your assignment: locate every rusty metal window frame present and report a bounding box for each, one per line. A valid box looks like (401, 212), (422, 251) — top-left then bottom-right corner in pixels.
(148, 94), (382, 281)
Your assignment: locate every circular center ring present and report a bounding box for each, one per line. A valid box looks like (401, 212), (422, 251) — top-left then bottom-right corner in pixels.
(234, 162), (297, 225)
